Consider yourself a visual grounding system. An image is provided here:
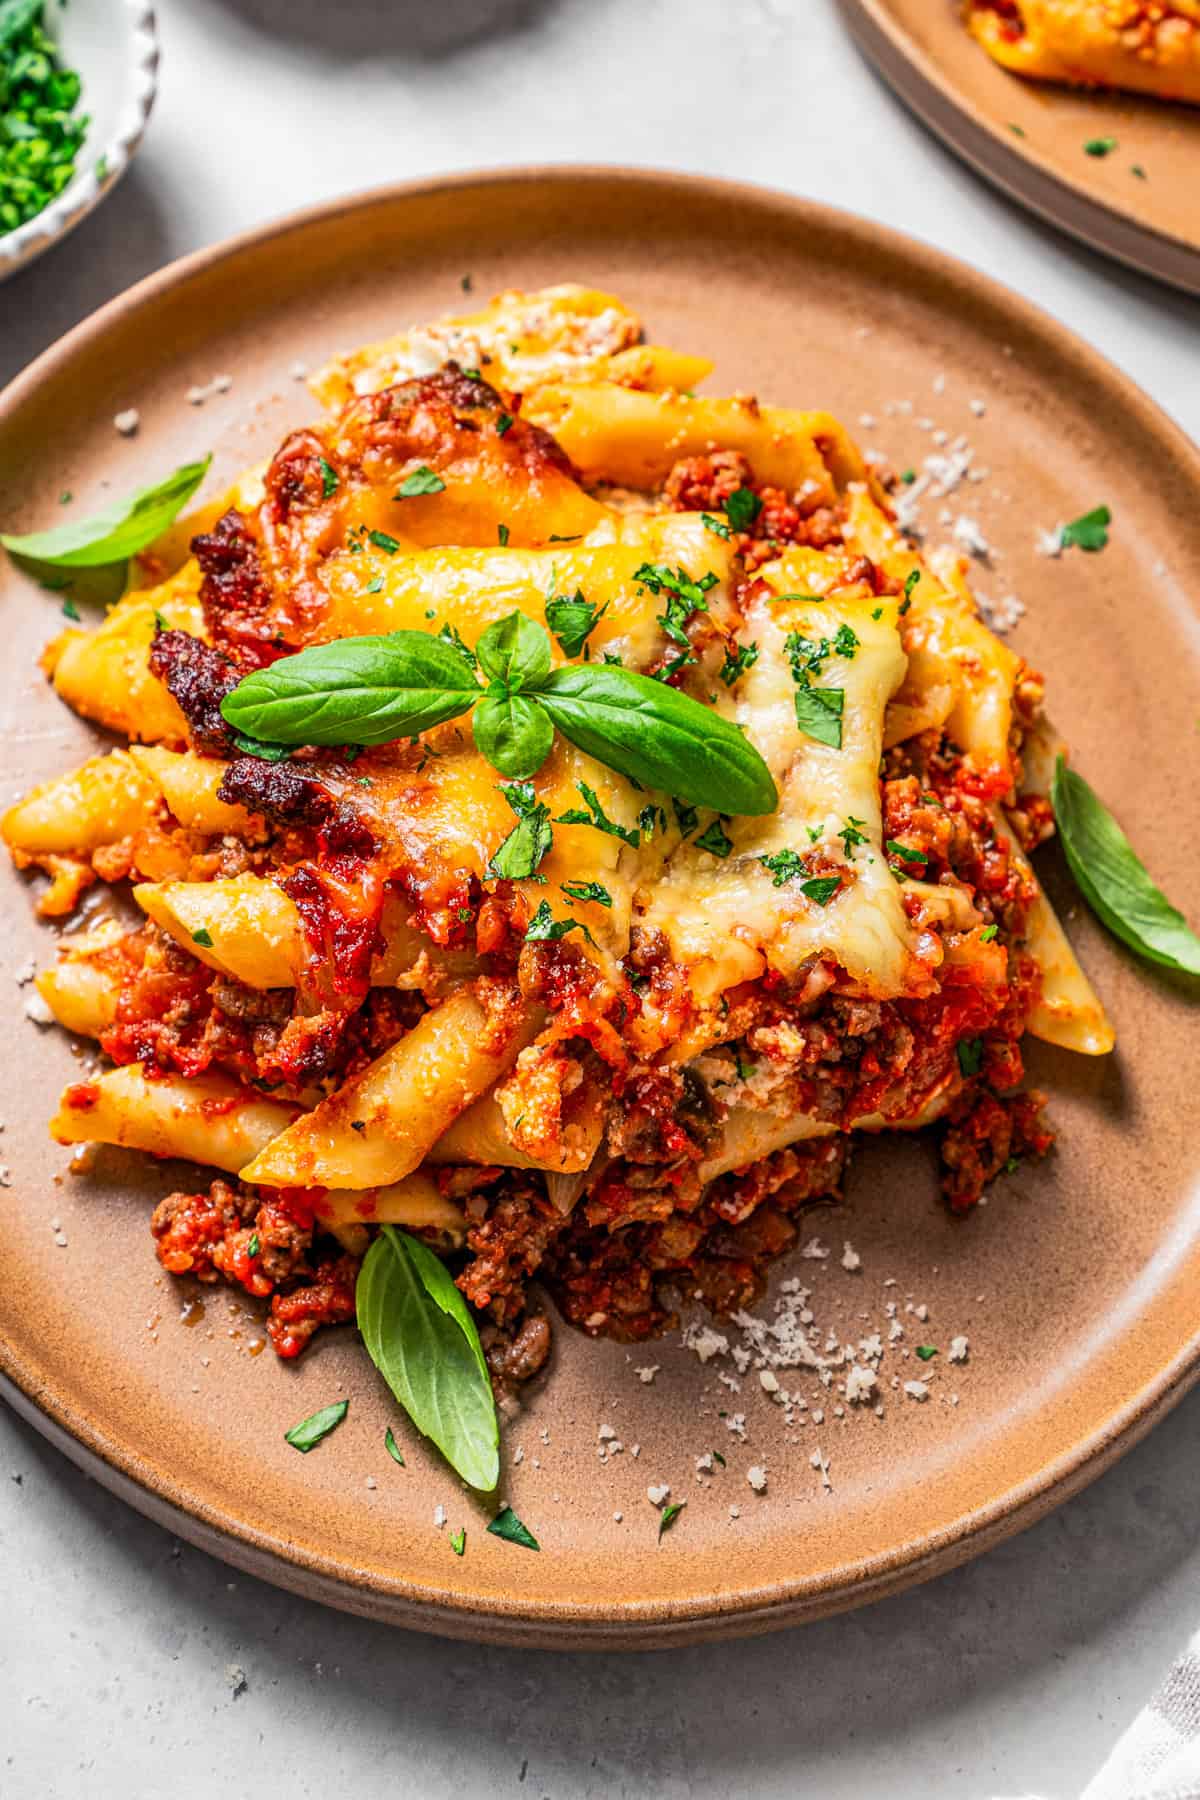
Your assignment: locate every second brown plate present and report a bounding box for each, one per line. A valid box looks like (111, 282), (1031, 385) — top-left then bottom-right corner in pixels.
(1, 168), (1199, 1646)
(839, 0), (1200, 296)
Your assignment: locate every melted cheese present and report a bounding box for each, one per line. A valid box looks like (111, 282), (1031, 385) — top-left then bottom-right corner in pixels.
(966, 1), (1200, 105)
(639, 554), (915, 1001)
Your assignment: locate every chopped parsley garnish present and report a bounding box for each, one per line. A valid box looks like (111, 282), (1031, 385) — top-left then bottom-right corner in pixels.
(284, 1399), (348, 1453)
(498, 523), (510, 546)
(801, 875), (841, 906)
(1131, 164), (1147, 181)
(487, 1506), (540, 1550)
(634, 562), (718, 648)
(701, 512), (732, 540)
(673, 798), (699, 838)
(916, 1345), (938, 1362)
(247, 1233), (260, 1258)
(368, 529), (400, 554)
(0, 10), (88, 236)
(561, 880), (612, 907)
(191, 927), (214, 947)
(556, 781), (640, 847)
(486, 780), (552, 881)
(1060, 505), (1111, 552)
(383, 1427), (406, 1467)
(792, 683), (844, 749)
(638, 803), (667, 838)
(838, 816), (869, 858)
(60, 597), (80, 621)
(833, 622), (860, 658)
(695, 818), (733, 858)
(524, 900), (593, 946)
(956, 1037), (984, 1077)
(496, 412), (514, 437)
(545, 588), (608, 658)
(725, 486), (763, 533)
(1009, 122), (1026, 137)
(900, 569), (920, 614)
(900, 468), (916, 484)
(658, 1501), (685, 1541)
(711, 1449), (726, 1468)
(350, 1120), (366, 1134)
(886, 839), (927, 867)
(759, 848), (805, 887)
(719, 641), (758, 686)
(364, 576), (384, 594)
(548, 533), (583, 543)
(1084, 136), (1118, 157)
(396, 465), (446, 498)
(980, 923), (998, 943)
(318, 458), (339, 499)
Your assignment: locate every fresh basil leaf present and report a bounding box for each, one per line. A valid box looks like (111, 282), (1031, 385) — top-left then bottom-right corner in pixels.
(487, 1505), (540, 1550)
(561, 880), (612, 907)
(221, 632), (479, 746)
(473, 692), (554, 779)
(356, 1227), (499, 1491)
(556, 779), (641, 847)
(486, 782), (552, 880)
(1, 457), (212, 569)
(525, 899), (593, 945)
(438, 620), (478, 670)
(536, 665), (777, 817)
(396, 465), (446, 498)
(956, 1037), (984, 1077)
(1051, 757), (1200, 974)
(801, 876), (842, 906)
(383, 1427), (406, 1466)
(545, 589), (608, 658)
(1060, 506), (1111, 553)
(792, 683), (843, 749)
(476, 610), (551, 690)
(284, 1399), (348, 1453)
(695, 818), (733, 858)
(231, 730), (292, 763)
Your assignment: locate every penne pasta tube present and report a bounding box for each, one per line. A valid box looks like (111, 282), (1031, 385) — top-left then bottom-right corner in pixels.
(699, 1106), (837, 1183)
(313, 1171), (466, 1245)
(427, 1087), (605, 1175)
(2, 751), (160, 857)
(127, 745), (263, 836)
(50, 1065), (302, 1173)
(35, 956), (122, 1038)
(998, 809), (1115, 1056)
(43, 574), (203, 743)
(239, 986), (543, 1190)
(133, 875), (480, 991)
(522, 383), (864, 498)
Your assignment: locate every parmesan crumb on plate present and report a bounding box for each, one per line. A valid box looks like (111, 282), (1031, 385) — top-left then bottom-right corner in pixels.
(113, 409), (140, 436)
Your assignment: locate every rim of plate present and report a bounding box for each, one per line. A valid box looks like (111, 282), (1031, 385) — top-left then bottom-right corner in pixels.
(2, 166), (1200, 1643)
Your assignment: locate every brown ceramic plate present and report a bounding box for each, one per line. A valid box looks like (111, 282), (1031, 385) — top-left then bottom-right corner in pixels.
(838, 0), (1200, 296)
(1, 169), (1199, 1649)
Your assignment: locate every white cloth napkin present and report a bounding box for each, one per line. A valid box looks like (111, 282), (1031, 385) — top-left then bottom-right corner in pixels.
(1005, 1628), (1200, 1800)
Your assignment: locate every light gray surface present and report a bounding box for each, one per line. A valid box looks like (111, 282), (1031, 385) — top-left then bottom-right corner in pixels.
(2, 3), (1198, 1796)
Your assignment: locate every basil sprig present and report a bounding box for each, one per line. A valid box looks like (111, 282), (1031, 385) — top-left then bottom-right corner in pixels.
(223, 610), (778, 815)
(1, 457), (212, 569)
(356, 1226), (499, 1491)
(1051, 758), (1200, 975)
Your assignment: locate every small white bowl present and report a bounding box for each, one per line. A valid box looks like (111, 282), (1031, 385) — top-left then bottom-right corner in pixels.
(1, 0), (159, 282)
